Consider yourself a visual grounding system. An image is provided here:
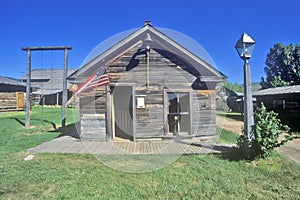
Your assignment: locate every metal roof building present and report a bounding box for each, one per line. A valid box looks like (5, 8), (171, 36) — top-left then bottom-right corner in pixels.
(21, 69), (78, 95)
(0, 76), (26, 92)
(253, 85), (300, 131)
(253, 85), (300, 96)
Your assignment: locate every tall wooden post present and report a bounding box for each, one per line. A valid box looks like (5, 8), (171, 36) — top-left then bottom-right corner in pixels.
(243, 59), (254, 154)
(62, 48), (69, 127)
(22, 46), (72, 128)
(106, 85), (111, 141)
(25, 49), (31, 128)
(235, 32), (256, 156)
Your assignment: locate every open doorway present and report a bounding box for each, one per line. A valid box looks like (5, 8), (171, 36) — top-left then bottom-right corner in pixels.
(111, 85), (134, 140)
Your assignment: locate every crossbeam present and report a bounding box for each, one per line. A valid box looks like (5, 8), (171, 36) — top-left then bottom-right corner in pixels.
(21, 46), (72, 51)
(21, 45), (72, 128)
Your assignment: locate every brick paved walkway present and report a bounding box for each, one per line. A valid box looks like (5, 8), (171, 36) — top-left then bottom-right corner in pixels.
(28, 136), (234, 155)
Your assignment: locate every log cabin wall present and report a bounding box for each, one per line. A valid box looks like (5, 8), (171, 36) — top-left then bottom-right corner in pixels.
(0, 92), (25, 112)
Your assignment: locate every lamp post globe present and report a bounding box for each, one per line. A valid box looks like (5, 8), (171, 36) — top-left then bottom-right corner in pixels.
(235, 33), (256, 60)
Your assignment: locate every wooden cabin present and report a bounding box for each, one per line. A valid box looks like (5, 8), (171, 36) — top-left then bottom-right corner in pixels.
(0, 76), (26, 93)
(253, 85), (300, 131)
(0, 76), (26, 112)
(71, 22), (226, 141)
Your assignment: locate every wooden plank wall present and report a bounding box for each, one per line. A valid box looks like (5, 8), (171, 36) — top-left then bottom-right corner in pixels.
(79, 44), (218, 139)
(0, 92), (25, 112)
(79, 90), (107, 140)
(108, 47), (193, 138)
(80, 114), (106, 140)
(192, 90), (216, 136)
(109, 46), (216, 138)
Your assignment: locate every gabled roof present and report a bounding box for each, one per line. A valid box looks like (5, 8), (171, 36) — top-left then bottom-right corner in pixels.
(253, 85), (300, 96)
(0, 76), (26, 86)
(71, 22), (226, 83)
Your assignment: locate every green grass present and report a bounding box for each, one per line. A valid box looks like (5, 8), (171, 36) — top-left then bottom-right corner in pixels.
(216, 110), (242, 116)
(1, 106), (300, 199)
(217, 126), (238, 144)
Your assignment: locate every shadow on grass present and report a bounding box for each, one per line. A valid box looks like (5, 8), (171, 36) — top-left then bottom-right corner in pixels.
(220, 148), (248, 161)
(51, 122), (80, 139)
(9, 117), (80, 139)
(9, 117), (25, 127)
(9, 117), (57, 129)
(213, 145), (235, 152)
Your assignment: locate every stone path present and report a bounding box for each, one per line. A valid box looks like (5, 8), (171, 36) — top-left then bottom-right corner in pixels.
(28, 136), (234, 155)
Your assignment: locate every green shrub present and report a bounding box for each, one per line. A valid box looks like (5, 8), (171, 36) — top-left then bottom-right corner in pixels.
(237, 103), (293, 159)
(252, 103), (290, 158)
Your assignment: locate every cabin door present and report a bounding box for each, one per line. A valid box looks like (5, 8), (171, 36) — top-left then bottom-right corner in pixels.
(165, 91), (191, 135)
(111, 85), (134, 140)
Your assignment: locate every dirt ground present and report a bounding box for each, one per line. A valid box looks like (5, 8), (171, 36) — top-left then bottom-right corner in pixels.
(216, 115), (243, 135)
(277, 138), (300, 165)
(216, 114), (300, 165)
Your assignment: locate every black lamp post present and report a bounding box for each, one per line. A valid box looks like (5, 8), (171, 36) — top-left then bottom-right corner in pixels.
(235, 33), (255, 153)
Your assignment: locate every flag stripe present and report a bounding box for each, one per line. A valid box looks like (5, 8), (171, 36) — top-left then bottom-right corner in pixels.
(89, 75), (109, 85)
(89, 76), (109, 86)
(75, 69), (109, 95)
(74, 74), (97, 94)
(86, 79), (110, 88)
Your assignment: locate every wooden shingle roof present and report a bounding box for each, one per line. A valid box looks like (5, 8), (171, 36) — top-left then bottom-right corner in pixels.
(253, 85), (300, 96)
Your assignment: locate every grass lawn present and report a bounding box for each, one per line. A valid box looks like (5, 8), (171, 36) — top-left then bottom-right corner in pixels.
(217, 127), (238, 144)
(1, 106), (300, 199)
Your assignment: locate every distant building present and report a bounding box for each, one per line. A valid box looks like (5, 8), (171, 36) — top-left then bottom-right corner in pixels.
(216, 86), (244, 113)
(0, 76), (27, 111)
(0, 76), (26, 92)
(253, 85), (300, 131)
(21, 69), (77, 105)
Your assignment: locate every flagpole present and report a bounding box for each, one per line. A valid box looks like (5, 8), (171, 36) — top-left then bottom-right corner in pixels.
(75, 60), (111, 140)
(106, 84), (111, 141)
(103, 60), (111, 141)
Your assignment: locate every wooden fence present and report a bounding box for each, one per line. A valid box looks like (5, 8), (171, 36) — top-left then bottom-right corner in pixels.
(0, 92), (25, 112)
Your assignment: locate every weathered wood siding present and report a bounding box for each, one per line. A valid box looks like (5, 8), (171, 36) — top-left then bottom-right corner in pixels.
(0, 92), (25, 112)
(79, 44), (218, 139)
(79, 90), (107, 140)
(109, 46), (216, 138)
(192, 90), (216, 136)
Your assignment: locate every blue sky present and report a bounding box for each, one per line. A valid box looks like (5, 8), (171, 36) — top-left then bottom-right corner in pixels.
(1, 0), (300, 83)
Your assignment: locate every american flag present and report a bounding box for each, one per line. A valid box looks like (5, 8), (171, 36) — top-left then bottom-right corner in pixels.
(75, 68), (110, 95)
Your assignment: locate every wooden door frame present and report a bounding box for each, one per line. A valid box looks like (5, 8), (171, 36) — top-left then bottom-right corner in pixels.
(109, 83), (136, 141)
(163, 89), (193, 135)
